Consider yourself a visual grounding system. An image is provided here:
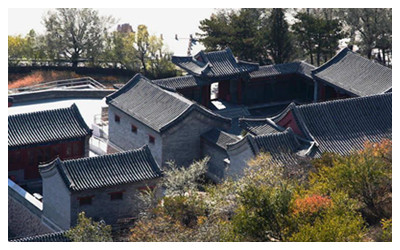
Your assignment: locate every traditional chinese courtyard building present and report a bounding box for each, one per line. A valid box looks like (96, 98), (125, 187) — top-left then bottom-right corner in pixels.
(312, 48), (392, 101)
(154, 48), (315, 107)
(8, 104), (92, 188)
(39, 145), (162, 230)
(205, 93), (391, 180)
(153, 47), (391, 110)
(106, 73), (231, 167)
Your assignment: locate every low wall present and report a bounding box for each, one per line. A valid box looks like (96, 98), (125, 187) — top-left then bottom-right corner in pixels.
(9, 89), (115, 104)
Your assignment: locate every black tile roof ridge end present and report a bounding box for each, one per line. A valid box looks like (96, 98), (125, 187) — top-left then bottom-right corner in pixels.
(311, 47), (351, 75)
(70, 103), (92, 134)
(270, 102), (297, 121)
(38, 157), (62, 172)
(158, 104), (231, 133)
(105, 73), (149, 103)
(226, 134), (253, 152)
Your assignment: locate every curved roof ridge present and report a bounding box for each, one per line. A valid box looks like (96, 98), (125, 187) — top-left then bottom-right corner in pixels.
(311, 47), (351, 75)
(271, 102), (297, 122)
(106, 73), (148, 102)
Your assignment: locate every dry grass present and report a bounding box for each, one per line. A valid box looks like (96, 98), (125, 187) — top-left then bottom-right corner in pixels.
(8, 71), (83, 89)
(8, 70), (131, 90)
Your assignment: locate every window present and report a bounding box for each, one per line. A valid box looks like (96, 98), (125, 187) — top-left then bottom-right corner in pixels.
(109, 191), (124, 201)
(115, 114), (120, 123)
(149, 135), (155, 144)
(131, 124), (137, 133)
(79, 196), (93, 206)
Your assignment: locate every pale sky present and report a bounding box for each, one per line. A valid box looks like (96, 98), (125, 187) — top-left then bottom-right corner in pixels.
(8, 8), (220, 56)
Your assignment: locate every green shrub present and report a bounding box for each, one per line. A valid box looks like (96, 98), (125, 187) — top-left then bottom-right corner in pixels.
(380, 218), (392, 242)
(309, 140), (392, 222)
(288, 210), (366, 242)
(66, 212), (112, 242)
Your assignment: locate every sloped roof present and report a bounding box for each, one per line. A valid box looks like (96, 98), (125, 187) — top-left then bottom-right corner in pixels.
(239, 93), (391, 157)
(312, 48), (392, 96)
(293, 93), (392, 156)
(249, 61), (315, 80)
(153, 75), (207, 91)
(227, 128), (314, 166)
(172, 48), (259, 81)
(8, 104), (91, 149)
(10, 231), (70, 242)
(239, 117), (283, 135)
(39, 145), (162, 192)
(201, 128), (240, 150)
(106, 74), (230, 132)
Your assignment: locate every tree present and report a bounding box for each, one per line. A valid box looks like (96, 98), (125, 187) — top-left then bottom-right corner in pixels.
(8, 35), (28, 66)
(43, 8), (115, 68)
(198, 9), (270, 65)
(264, 8), (294, 64)
(66, 212), (112, 242)
(103, 30), (140, 70)
(309, 139), (392, 223)
(133, 25), (177, 78)
(197, 9), (235, 51)
(292, 11), (344, 66)
(340, 8), (392, 65)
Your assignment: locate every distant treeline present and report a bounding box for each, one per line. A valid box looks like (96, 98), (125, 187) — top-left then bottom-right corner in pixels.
(8, 8), (392, 76)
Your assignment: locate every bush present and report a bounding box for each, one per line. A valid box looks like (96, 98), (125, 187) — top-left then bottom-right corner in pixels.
(227, 182), (293, 241)
(380, 218), (392, 242)
(162, 157), (209, 196)
(65, 212), (112, 242)
(309, 140), (392, 223)
(288, 210), (366, 242)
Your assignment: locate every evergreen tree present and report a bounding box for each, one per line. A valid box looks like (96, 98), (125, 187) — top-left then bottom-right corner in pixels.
(266, 8), (293, 64)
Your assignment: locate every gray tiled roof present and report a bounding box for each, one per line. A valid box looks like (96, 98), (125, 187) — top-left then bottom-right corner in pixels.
(172, 48), (259, 81)
(239, 93), (391, 158)
(201, 128), (240, 150)
(39, 145), (162, 192)
(227, 128), (313, 166)
(293, 93), (392, 156)
(249, 61), (316, 79)
(106, 74), (230, 132)
(8, 104), (91, 150)
(153, 75), (207, 91)
(312, 48), (392, 96)
(239, 117), (283, 135)
(10, 231), (70, 242)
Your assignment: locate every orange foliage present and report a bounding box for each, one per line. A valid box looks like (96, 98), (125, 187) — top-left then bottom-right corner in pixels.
(8, 71), (45, 89)
(362, 139), (392, 161)
(293, 194), (332, 215)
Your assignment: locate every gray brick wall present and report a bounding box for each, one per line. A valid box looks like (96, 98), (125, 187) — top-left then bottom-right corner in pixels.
(108, 106), (163, 165)
(70, 179), (159, 226)
(162, 110), (230, 167)
(41, 166), (72, 230)
(226, 139), (254, 179)
(201, 139), (229, 181)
